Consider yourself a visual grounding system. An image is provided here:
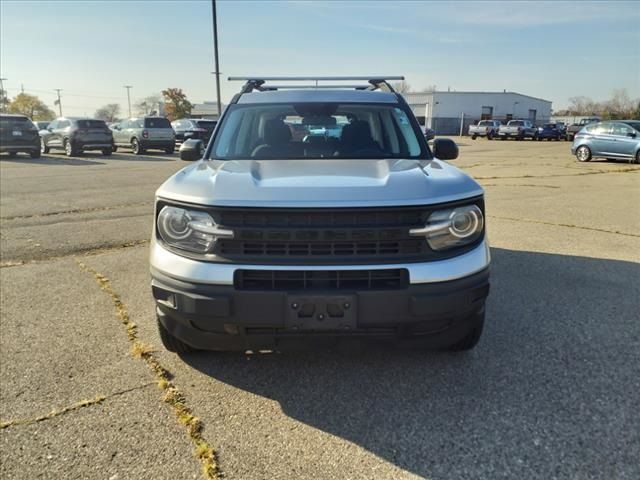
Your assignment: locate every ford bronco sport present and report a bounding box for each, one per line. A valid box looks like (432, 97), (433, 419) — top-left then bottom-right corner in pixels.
(150, 76), (490, 353)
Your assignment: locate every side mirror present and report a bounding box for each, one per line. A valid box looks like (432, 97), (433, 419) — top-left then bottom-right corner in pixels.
(627, 132), (637, 138)
(47, 127), (53, 132)
(179, 139), (203, 161)
(432, 138), (458, 160)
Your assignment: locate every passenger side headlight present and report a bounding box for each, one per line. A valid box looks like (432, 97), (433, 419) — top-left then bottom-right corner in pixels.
(157, 206), (233, 253)
(410, 204), (484, 251)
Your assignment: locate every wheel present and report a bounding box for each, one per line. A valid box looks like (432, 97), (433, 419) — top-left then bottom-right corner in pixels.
(64, 139), (77, 157)
(576, 145), (592, 162)
(448, 310), (485, 352)
(568, 134), (574, 141)
(537, 137), (542, 141)
(131, 138), (144, 155)
(532, 134), (538, 141)
(635, 150), (640, 164)
(41, 138), (50, 154)
(102, 148), (112, 156)
(112, 144), (118, 152)
(165, 146), (175, 154)
(30, 149), (41, 159)
(7, 152), (17, 158)
(500, 136), (505, 141)
(157, 315), (195, 353)
(471, 134), (477, 140)
(487, 132), (493, 140)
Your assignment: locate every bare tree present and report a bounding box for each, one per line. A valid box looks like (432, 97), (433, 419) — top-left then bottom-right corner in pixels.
(391, 81), (412, 93)
(94, 103), (121, 122)
(421, 85), (437, 93)
(134, 94), (162, 116)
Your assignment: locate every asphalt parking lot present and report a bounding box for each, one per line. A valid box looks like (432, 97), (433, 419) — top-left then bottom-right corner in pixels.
(1, 140), (639, 479)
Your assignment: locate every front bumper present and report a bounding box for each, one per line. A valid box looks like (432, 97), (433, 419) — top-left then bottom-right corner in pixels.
(150, 239), (491, 351)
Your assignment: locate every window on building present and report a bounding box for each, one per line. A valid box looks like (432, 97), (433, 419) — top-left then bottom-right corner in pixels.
(481, 106), (493, 120)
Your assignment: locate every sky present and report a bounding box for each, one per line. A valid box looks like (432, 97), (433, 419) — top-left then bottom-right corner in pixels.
(1, 0), (639, 117)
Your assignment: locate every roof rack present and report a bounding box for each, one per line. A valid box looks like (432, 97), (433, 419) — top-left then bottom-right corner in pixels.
(228, 76), (405, 94)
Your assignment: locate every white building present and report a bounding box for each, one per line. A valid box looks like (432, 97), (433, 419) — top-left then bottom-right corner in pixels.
(403, 91), (552, 135)
(191, 101), (226, 120)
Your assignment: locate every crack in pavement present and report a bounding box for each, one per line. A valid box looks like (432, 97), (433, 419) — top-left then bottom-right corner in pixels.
(0, 239), (150, 269)
(1, 201), (152, 221)
(0, 383), (153, 430)
(489, 215), (640, 237)
(475, 167), (640, 180)
(75, 261), (220, 480)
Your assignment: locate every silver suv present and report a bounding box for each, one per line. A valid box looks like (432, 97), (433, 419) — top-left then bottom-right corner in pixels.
(111, 116), (175, 154)
(150, 76), (490, 354)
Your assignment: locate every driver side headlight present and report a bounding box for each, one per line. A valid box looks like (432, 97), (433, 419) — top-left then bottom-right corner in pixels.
(157, 205), (233, 253)
(410, 204), (484, 251)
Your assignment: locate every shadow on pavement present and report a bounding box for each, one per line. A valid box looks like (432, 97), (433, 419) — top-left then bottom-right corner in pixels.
(109, 152), (176, 162)
(1, 155), (104, 166)
(182, 248), (640, 478)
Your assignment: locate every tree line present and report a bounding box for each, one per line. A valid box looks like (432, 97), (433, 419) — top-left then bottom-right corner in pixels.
(0, 87), (195, 122)
(554, 88), (640, 119)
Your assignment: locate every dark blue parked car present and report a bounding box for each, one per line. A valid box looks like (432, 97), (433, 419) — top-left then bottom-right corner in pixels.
(536, 123), (562, 141)
(572, 120), (640, 163)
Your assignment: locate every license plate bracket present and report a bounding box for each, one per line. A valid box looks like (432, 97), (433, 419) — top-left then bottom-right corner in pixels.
(286, 295), (357, 331)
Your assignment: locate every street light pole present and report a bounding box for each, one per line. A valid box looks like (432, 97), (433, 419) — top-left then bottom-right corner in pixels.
(123, 85), (133, 118)
(211, 0), (222, 118)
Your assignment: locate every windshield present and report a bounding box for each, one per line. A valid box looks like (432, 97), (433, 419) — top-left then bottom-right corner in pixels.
(478, 121), (492, 126)
(210, 102), (427, 160)
(508, 121), (524, 126)
(622, 121), (640, 132)
(77, 120), (107, 129)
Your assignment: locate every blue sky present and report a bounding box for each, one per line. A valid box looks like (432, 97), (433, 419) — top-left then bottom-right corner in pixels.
(1, 0), (639, 116)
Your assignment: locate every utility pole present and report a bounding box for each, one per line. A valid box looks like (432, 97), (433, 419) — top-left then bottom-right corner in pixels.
(211, 0), (222, 118)
(54, 89), (63, 116)
(21, 84), (24, 94)
(123, 85), (133, 118)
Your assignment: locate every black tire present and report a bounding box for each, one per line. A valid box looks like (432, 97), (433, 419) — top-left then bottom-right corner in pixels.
(131, 138), (144, 155)
(30, 149), (41, 159)
(471, 134), (477, 140)
(165, 146), (175, 154)
(7, 152), (18, 158)
(487, 132), (493, 140)
(568, 134), (574, 142)
(576, 145), (592, 162)
(448, 310), (485, 352)
(64, 139), (77, 157)
(500, 136), (505, 141)
(41, 138), (50, 154)
(112, 144), (118, 152)
(635, 150), (640, 164)
(157, 315), (195, 353)
(102, 148), (112, 156)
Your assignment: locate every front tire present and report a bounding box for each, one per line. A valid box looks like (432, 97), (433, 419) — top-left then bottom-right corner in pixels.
(448, 310), (484, 352)
(471, 134), (477, 140)
(487, 132), (493, 140)
(131, 138), (144, 155)
(102, 148), (112, 156)
(165, 146), (175, 154)
(157, 315), (195, 353)
(7, 152), (17, 158)
(635, 150), (640, 164)
(30, 149), (41, 159)
(64, 139), (77, 157)
(112, 144), (118, 152)
(41, 138), (50, 154)
(576, 145), (592, 162)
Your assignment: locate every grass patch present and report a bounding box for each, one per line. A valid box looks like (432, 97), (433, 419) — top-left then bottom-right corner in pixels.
(76, 260), (220, 479)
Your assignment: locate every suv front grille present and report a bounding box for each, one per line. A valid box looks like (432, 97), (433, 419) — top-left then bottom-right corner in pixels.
(235, 269), (408, 291)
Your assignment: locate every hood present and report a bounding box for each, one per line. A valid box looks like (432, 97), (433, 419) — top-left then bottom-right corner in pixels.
(156, 158), (483, 207)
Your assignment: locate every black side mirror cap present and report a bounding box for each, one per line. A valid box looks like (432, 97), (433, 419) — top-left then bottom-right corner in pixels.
(627, 132), (637, 138)
(179, 139), (203, 161)
(432, 138), (458, 160)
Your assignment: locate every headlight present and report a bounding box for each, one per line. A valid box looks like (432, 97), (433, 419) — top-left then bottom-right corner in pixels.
(157, 206), (233, 253)
(410, 204), (484, 251)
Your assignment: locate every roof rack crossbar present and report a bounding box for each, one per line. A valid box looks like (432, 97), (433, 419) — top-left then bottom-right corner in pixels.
(229, 76), (405, 95)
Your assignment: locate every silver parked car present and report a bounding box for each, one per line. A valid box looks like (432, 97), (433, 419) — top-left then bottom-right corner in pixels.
(111, 116), (175, 155)
(150, 76), (490, 354)
(572, 120), (640, 163)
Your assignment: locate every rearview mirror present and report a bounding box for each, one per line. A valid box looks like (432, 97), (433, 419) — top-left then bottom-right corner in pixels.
(179, 139), (203, 161)
(432, 138), (458, 160)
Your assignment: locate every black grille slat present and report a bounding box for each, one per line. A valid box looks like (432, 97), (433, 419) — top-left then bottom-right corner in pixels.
(235, 269), (408, 291)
